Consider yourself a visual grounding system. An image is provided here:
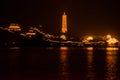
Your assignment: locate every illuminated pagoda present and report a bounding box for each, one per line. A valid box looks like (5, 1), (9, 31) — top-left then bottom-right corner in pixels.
(8, 23), (21, 31)
(60, 12), (67, 40)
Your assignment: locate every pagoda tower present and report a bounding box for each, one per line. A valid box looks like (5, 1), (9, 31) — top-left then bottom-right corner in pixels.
(60, 12), (67, 40)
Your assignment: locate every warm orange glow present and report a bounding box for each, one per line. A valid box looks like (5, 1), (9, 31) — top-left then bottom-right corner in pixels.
(106, 35), (118, 45)
(106, 35), (119, 46)
(87, 48), (93, 62)
(87, 48), (95, 79)
(106, 48), (118, 80)
(86, 47), (93, 51)
(26, 30), (36, 37)
(60, 34), (67, 40)
(87, 36), (93, 41)
(8, 23), (21, 31)
(107, 38), (118, 44)
(60, 47), (68, 50)
(60, 47), (68, 80)
(26, 32), (36, 36)
(106, 47), (119, 51)
(62, 12), (67, 33)
(106, 35), (112, 39)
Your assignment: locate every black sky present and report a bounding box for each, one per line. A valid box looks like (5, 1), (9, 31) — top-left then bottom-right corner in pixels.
(0, 0), (120, 36)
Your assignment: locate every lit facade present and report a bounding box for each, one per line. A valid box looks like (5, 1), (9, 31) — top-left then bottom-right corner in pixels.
(60, 12), (67, 40)
(62, 12), (67, 33)
(26, 29), (36, 38)
(8, 23), (21, 31)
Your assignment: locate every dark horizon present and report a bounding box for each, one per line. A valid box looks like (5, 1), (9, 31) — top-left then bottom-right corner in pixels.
(0, 0), (120, 37)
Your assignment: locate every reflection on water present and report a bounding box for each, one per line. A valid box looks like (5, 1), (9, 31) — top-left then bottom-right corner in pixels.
(9, 47), (21, 50)
(87, 47), (95, 80)
(8, 47), (20, 75)
(106, 47), (119, 51)
(106, 47), (119, 80)
(59, 47), (69, 80)
(86, 47), (93, 51)
(1, 46), (120, 80)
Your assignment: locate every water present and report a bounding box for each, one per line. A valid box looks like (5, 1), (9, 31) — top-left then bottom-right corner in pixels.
(0, 47), (120, 80)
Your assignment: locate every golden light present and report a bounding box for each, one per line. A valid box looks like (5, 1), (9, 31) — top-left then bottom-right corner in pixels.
(60, 35), (67, 40)
(59, 46), (68, 80)
(87, 36), (93, 41)
(86, 47), (93, 51)
(60, 47), (68, 50)
(106, 47), (119, 51)
(106, 38), (119, 44)
(106, 47), (118, 80)
(26, 29), (36, 37)
(8, 23), (21, 31)
(106, 35), (119, 45)
(62, 12), (67, 33)
(106, 35), (112, 39)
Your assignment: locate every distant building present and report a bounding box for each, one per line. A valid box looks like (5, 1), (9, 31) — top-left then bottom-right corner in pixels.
(8, 23), (21, 31)
(60, 12), (67, 40)
(26, 29), (36, 38)
(62, 12), (67, 33)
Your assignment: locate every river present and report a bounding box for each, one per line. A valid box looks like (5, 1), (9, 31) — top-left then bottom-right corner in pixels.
(0, 47), (120, 80)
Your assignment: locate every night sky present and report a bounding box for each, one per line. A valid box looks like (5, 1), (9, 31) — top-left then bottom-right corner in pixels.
(0, 0), (120, 37)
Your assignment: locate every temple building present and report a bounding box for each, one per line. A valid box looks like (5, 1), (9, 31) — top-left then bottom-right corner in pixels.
(8, 23), (21, 31)
(26, 29), (36, 38)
